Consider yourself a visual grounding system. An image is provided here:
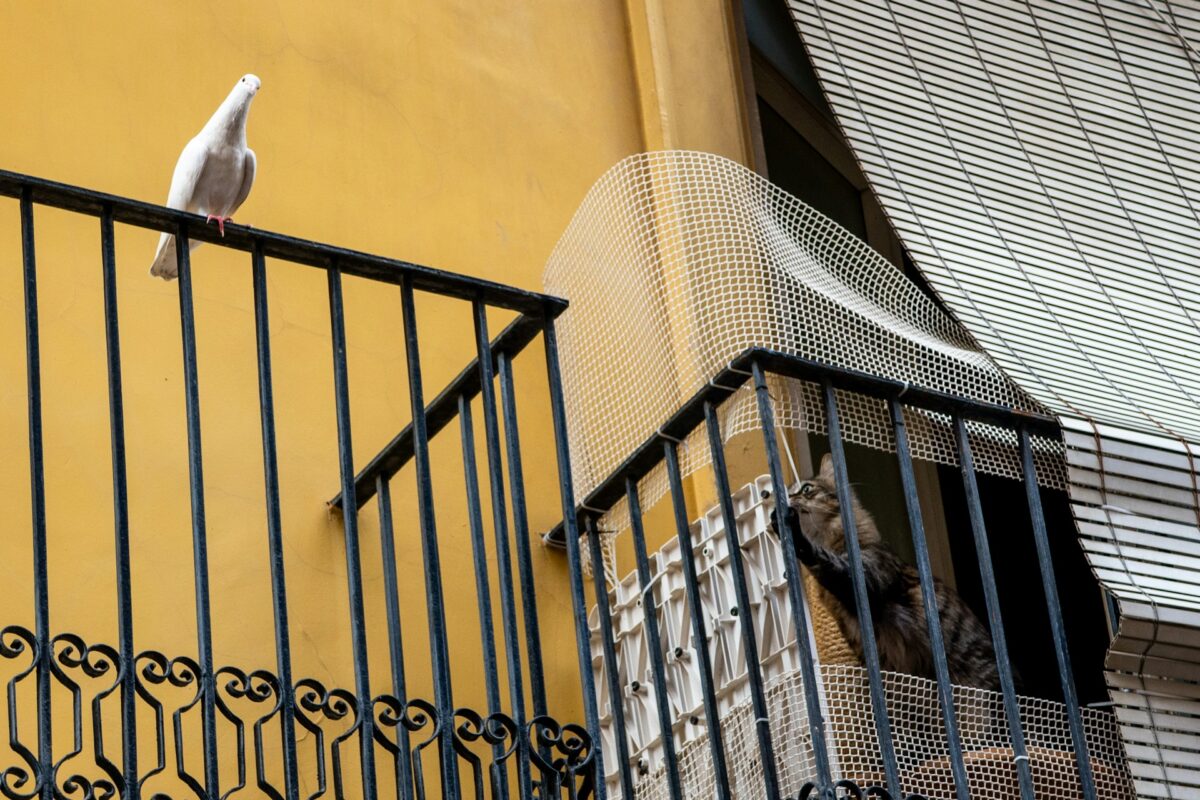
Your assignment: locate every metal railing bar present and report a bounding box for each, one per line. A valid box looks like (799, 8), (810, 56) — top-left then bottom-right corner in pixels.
(174, 221), (220, 798)
(702, 401), (781, 799)
(542, 314), (606, 799)
(624, 478), (684, 800)
(823, 382), (902, 797)
(20, 190), (52, 800)
(1019, 427), (1097, 800)
(457, 396), (508, 800)
(0, 169), (565, 316)
(100, 205), (139, 800)
(376, 476), (416, 800)
(497, 353), (550, 723)
(472, 303), (532, 799)
(953, 415), (1035, 800)
(752, 361), (833, 790)
(251, 242), (299, 800)
(544, 347), (1059, 545)
(754, 349), (1058, 436)
(584, 516), (637, 800)
(398, 277), (458, 799)
(330, 314), (546, 511)
(326, 265), (378, 800)
(888, 398), (970, 800)
(663, 441), (732, 800)
(458, 396), (503, 713)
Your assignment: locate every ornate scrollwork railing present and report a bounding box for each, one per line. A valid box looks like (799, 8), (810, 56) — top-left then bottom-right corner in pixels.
(529, 716), (595, 800)
(0, 627), (594, 800)
(294, 678), (359, 800)
(213, 667), (283, 800)
(0, 626), (41, 800)
(135, 651), (204, 799)
(49, 633), (122, 800)
(451, 709), (518, 800)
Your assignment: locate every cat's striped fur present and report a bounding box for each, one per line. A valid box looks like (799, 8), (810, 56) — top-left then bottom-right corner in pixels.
(775, 454), (1001, 691)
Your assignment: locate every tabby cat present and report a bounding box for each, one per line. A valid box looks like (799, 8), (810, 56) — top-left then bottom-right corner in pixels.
(774, 454), (1001, 691)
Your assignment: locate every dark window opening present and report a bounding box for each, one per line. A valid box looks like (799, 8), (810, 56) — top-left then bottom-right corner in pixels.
(757, 97), (866, 241)
(938, 465), (1112, 706)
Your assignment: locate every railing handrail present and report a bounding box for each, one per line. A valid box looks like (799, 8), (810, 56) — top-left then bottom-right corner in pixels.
(544, 345), (1061, 545)
(0, 168), (567, 316)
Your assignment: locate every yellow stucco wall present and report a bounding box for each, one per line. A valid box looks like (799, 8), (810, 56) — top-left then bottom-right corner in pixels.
(0, 1), (752, 794)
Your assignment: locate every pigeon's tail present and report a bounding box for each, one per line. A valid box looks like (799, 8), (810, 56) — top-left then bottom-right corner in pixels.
(149, 232), (177, 279)
(149, 232), (203, 280)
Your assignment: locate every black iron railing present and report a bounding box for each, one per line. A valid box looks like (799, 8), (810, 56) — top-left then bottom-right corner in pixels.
(553, 348), (1105, 800)
(0, 170), (594, 800)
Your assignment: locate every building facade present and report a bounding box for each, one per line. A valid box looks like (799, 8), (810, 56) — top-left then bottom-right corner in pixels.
(0, 1), (1192, 798)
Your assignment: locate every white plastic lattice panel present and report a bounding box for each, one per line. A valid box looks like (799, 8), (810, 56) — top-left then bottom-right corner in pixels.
(691, 508), (750, 717)
(653, 541), (708, 746)
(592, 477), (819, 799)
(613, 580), (659, 768)
(587, 605), (616, 784)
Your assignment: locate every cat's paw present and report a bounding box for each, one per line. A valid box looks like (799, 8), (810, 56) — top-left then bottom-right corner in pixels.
(770, 503), (800, 538)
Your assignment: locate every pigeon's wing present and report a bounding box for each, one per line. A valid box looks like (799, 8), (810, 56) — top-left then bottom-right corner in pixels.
(230, 148), (256, 216)
(166, 137), (210, 213)
(150, 138), (209, 279)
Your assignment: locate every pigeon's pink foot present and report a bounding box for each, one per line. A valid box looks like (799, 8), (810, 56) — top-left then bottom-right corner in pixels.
(205, 214), (230, 236)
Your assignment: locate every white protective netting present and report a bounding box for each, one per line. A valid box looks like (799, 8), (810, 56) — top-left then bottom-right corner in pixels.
(542, 151), (1065, 561)
(623, 666), (1133, 800)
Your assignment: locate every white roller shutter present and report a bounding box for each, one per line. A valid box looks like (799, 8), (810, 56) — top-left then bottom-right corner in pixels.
(787, 0), (1200, 795)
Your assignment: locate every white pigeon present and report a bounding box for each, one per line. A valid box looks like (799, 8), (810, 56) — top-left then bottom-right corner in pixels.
(150, 74), (261, 280)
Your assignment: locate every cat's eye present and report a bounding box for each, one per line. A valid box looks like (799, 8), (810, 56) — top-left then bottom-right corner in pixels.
(799, 483), (815, 497)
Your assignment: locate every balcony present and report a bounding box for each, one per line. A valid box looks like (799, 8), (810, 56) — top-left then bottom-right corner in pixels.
(540, 151), (1136, 800)
(568, 350), (1133, 799)
(0, 160), (1138, 800)
(0, 169), (594, 800)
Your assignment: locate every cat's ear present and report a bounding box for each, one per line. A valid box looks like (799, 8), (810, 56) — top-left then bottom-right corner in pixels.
(819, 453), (835, 480)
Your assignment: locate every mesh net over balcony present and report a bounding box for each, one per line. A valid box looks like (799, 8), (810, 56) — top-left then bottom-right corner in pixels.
(543, 150), (1063, 561)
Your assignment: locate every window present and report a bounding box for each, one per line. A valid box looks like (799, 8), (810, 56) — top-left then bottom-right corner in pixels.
(740, 0), (1110, 705)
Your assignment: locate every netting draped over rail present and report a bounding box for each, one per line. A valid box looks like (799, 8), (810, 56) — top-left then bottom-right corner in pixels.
(543, 150), (1059, 541)
(621, 665), (1132, 800)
